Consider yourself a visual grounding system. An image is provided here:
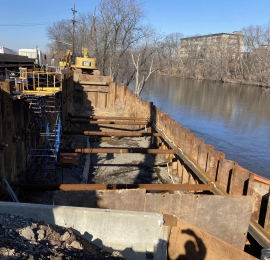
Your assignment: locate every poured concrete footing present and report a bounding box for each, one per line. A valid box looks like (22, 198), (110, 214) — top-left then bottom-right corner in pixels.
(0, 202), (169, 260)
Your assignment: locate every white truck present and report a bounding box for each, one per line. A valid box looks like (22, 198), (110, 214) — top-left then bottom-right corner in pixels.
(0, 46), (15, 55)
(18, 48), (43, 67)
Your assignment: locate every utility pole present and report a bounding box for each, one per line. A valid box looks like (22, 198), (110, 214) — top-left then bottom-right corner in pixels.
(71, 3), (77, 55)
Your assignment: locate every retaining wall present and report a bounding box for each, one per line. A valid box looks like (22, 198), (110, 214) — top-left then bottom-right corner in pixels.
(69, 78), (270, 240)
(0, 81), (26, 189)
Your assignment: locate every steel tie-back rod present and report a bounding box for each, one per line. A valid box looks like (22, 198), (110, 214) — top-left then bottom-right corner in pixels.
(62, 148), (177, 154)
(20, 183), (213, 191)
(70, 120), (149, 125)
(63, 131), (161, 137)
(70, 115), (149, 121)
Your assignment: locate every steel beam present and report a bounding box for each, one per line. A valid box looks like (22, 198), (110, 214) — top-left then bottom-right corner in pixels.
(20, 183), (212, 191)
(70, 120), (149, 125)
(71, 115), (148, 121)
(62, 148), (177, 154)
(63, 130), (162, 137)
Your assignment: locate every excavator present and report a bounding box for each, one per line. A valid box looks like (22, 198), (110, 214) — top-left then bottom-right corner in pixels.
(59, 47), (99, 75)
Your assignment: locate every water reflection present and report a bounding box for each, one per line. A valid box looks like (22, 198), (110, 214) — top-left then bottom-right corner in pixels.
(131, 75), (270, 178)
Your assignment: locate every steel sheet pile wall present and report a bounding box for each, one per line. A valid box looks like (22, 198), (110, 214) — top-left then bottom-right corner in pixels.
(0, 81), (26, 192)
(61, 73), (74, 120)
(153, 104), (270, 238)
(83, 81), (270, 242)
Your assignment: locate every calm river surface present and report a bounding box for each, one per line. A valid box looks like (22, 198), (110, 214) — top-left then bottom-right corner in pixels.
(131, 76), (270, 178)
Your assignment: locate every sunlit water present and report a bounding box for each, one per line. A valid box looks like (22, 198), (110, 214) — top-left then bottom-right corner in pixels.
(130, 75), (270, 178)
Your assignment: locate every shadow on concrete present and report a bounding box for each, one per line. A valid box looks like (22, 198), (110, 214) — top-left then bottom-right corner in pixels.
(80, 230), (166, 260)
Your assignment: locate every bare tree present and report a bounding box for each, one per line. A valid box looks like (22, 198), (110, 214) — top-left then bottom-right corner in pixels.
(46, 19), (73, 61)
(132, 53), (155, 96)
(155, 33), (183, 76)
(89, 0), (156, 82)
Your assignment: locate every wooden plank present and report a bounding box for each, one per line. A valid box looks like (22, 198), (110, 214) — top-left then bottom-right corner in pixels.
(168, 217), (257, 260)
(145, 194), (254, 250)
(52, 189), (146, 211)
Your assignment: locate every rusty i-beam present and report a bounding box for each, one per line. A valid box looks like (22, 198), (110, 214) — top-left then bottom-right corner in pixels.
(63, 131), (162, 137)
(71, 115), (149, 121)
(62, 148), (177, 154)
(20, 183), (213, 191)
(70, 120), (149, 125)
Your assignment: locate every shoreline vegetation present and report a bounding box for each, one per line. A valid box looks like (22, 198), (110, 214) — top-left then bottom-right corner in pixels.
(165, 74), (270, 90)
(46, 0), (270, 92)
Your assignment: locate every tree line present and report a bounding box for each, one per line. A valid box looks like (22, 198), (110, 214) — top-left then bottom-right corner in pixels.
(46, 0), (270, 88)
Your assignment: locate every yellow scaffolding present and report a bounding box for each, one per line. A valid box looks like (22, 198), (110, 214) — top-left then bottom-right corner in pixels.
(19, 69), (62, 96)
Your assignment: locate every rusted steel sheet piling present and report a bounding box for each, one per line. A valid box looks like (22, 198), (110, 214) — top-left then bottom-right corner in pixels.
(69, 78), (270, 248)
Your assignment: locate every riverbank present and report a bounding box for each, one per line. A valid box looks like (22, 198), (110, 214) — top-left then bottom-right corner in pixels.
(157, 73), (270, 89)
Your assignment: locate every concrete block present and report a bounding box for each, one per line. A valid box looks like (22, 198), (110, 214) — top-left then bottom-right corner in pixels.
(0, 202), (169, 260)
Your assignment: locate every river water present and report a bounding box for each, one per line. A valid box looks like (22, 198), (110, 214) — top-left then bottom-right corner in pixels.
(130, 75), (270, 178)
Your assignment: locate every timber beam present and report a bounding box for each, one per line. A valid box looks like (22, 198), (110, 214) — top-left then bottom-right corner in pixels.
(63, 130), (162, 137)
(20, 183), (213, 191)
(62, 148), (177, 154)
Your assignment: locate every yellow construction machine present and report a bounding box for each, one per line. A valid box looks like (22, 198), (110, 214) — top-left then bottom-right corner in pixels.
(59, 47), (99, 75)
(59, 49), (72, 67)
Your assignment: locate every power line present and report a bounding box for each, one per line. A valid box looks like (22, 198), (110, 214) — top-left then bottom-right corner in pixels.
(0, 22), (51, 26)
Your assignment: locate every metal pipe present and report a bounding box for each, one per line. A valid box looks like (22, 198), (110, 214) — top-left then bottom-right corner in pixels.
(63, 131), (161, 137)
(20, 183), (212, 191)
(70, 120), (149, 125)
(62, 148), (177, 154)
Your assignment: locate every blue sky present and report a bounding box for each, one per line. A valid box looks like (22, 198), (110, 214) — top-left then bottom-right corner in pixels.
(1, 0), (270, 53)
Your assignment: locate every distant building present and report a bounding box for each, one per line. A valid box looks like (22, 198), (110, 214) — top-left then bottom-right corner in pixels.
(179, 32), (244, 59)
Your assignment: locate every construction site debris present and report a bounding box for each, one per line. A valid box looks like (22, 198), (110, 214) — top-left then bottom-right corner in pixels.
(0, 213), (124, 259)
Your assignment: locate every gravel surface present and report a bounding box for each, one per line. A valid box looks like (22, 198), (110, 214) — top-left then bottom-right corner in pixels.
(0, 213), (124, 260)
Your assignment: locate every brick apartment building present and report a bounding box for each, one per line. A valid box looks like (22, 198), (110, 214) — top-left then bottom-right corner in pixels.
(179, 31), (244, 59)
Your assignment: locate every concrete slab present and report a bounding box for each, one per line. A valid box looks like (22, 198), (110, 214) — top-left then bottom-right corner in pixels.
(0, 202), (169, 260)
